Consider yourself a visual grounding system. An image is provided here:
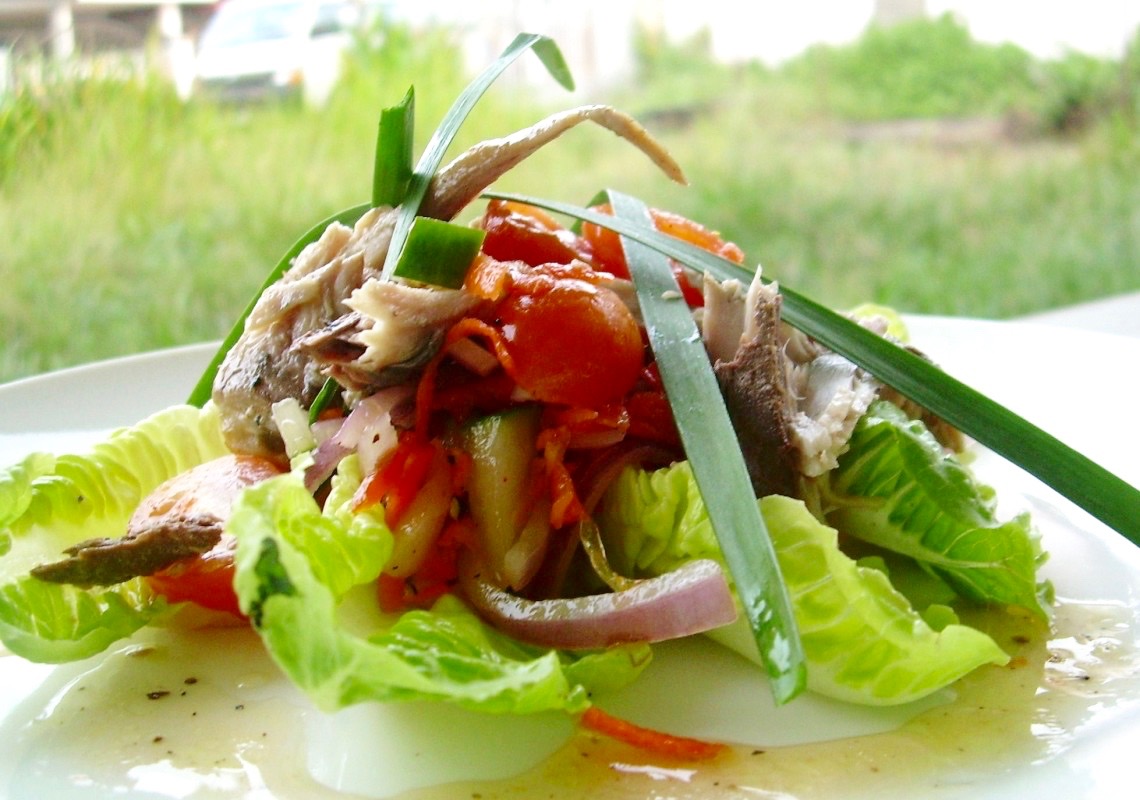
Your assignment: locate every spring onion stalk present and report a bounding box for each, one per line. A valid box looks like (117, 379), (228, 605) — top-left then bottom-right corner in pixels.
(188, 33), (568, 409)
(391, 217), (487, 289)
(483, 189), (1140, 547)
(372, 87), (415, 208)
(380, 33), (572, 281)
(609, 189), (807, 704)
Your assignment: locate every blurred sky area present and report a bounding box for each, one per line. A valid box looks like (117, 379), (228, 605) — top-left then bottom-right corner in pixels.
(673, 0), (1140, 63)
(398, 0), (1140, 65)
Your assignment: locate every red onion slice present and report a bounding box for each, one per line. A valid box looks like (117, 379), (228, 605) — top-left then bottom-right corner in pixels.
(335, 385), (414, 470)
(459, 553), (737, 650)
(302, 385), (414, 493)
(303, 437), (353, 493)
(578, 443), (675, 514)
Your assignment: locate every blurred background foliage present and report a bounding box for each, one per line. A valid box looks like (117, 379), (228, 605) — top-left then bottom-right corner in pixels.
(1, 13), (1139, 382)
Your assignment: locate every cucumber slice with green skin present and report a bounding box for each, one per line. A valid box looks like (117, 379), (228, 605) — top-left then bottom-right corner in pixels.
(457, 406), (548, 587)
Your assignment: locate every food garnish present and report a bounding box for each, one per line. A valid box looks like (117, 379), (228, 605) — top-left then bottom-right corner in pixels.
(2, 34), (1138, 765)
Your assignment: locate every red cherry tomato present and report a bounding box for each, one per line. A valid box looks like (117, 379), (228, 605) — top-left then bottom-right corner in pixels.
(353, 436), (439, 525)
(480, 199), (595, 267)
(139, 454), (283, 619)
(581, 203), (746, 294)
(498, 279), (643, 409)
(146, 536), (244, 618)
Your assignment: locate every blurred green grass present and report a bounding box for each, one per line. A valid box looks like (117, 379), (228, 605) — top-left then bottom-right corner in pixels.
(2, 16), (1139, 384)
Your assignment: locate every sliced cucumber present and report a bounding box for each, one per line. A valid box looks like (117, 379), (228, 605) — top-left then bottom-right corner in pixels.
(457, 405), (547, 587)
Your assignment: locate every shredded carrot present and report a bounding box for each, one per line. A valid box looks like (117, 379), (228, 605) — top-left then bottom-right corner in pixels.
(414, 347), (448, 439)
(443, 317), (516, 371)
(537, 426), (585, 528)
(375, 518), (475, 613)
(580, 707), (726, 761)
(415, 316), (519, 438)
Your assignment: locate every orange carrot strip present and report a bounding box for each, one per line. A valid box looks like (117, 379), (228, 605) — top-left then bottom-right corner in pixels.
(413, 347), (449, 439)
(537, 426), (585, 528)
(443, 316), (517, 373)
(415, 316), (521, 438)
(580, 707), (726, 761)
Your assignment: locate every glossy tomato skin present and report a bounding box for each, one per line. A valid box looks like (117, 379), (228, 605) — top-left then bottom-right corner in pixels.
(137, 454), (283, 620)
(480, 199), (595, 267)
(498, 278), (643, 409)
(581, 203), (745, 296)
(145, 535), (244, 618)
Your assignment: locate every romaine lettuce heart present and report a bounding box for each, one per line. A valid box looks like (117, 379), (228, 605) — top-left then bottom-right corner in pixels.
(596, 462), (1011, 705)
(230, 463), (651, 715)
(0, 404), (229, 662)
(826, 400), (1049, 618)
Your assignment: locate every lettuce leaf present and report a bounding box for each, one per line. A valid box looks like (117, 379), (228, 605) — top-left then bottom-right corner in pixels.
(596, 463), (1010, 705)
(231, 460), (650, 715)
(0, 404), (229, 661)
(825, 400), (1048, 618)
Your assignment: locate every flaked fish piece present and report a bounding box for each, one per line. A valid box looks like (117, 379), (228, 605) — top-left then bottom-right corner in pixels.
(713, 280), (800, 498)
(709, 271), (966, 495)
(297, 283), (480, 395)
(781, 312), (965, 454)
(700, 273), (748, 365)
(32, 455), (282, 587)
(786, 352), (879, 476)
(212, 208), (396, 456)
(711, 274), (879, 495)
(213, 105), (686, 458)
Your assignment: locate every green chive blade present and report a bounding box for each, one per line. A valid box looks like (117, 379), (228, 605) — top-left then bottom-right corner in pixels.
(530, 36), (575, 91)
(381, 33), (572, 281)
(608, 189), (807, 704)
(372, 86), (415, 208)
(308, 377), (340, 425)
(186, 203), (372, 408)
(482, 189), (1140, 549)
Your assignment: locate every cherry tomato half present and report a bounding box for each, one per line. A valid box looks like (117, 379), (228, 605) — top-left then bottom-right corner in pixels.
(498, 278), (643, 409)
(581, 203), (745, 289)
(480, 199), (595, 268)
(146, 535), (244, 618)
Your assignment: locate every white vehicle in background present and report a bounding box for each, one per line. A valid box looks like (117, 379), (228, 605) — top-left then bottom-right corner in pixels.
(194, 0), (363, 106)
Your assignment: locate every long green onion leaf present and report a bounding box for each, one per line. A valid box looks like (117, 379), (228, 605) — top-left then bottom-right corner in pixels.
(372, 86), (415, 208)
(186, 203), (371, 407)
(483, 190), (1140, 547)
(189, 36), (571, 408)
(609, 189), (807, 704)
(380, 33), (572, 280)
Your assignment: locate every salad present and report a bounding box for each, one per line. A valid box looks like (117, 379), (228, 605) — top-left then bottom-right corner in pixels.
(0, 35), (1126, 780)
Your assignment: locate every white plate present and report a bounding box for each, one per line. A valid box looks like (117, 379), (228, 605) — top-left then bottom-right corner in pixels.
(0, 317), (1138, 799)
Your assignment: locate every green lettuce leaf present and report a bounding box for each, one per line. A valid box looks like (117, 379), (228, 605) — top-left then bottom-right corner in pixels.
(825, 400), (1048, 617)
(0, 404), (229, 661)
(596, 462), (1010, 705)
(231, 462), (650, 715)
